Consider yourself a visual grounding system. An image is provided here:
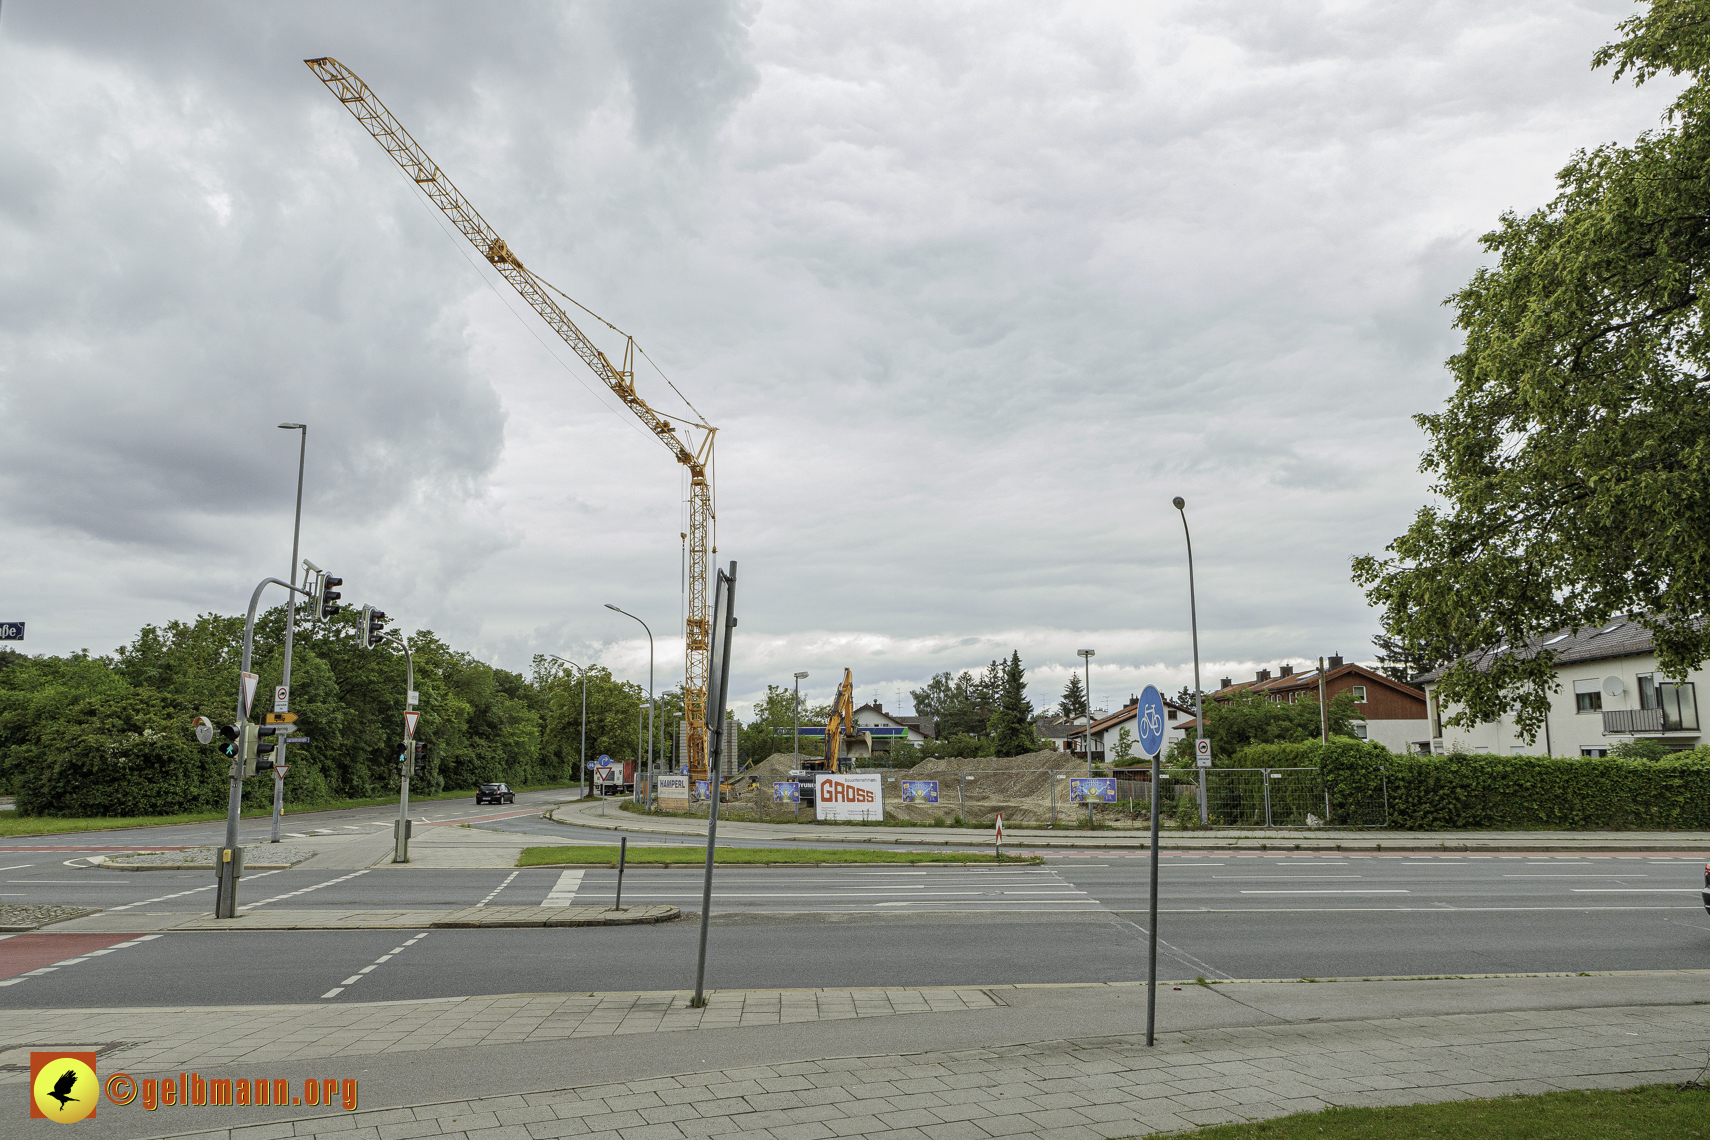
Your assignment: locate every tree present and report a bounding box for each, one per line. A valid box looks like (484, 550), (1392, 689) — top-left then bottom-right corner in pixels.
(989, 651), (1037, 757)
(1352, 3), (1710, 740)
(1113, 726), (1135, 766)
(1370, 633), (1439, 688)
(1164, 690), (1361, 766)
(1059, 673), (1088, 720)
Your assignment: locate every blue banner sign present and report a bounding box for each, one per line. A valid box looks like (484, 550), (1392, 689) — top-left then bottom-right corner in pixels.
(772, 780), (800, 803)
(695, 780), (711, 800)
(1069, 777), (1117, 803)
(0, 622), (23, 641)
(899, 780), (939, 804)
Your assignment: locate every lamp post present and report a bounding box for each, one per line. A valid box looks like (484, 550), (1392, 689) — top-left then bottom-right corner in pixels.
(1174, 496), (1208, 825)
(605, 605), (654, 808)
(793, 671), (808, 765)
(1077, 649), (1095, 826)
(272, 422), (307, 845)
(548, 655), (587, 799)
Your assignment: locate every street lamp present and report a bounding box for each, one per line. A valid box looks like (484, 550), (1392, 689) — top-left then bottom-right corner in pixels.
(605, 604), (654, 808)
(793, 671), (809, 765)
(1174, 496), (1208, 825)
(548, 655), (587, 799)
(1077, 648), (1095, 826)
(272, 422), (308, 845)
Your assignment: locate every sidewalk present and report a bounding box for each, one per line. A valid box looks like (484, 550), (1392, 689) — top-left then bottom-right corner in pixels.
(551, 798), (1710, 853)
(81, 973), (1710, 1140)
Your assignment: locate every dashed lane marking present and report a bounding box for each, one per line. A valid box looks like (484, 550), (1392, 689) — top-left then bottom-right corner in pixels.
(0, 934), (163, 987)
(322, 932), (427, 999)
(108, 869), (282, 912)
(240, 869), (371, 910)
(476, 871), (519, 907)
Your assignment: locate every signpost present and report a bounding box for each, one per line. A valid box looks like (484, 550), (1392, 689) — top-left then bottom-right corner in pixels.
(1138, 683), (1165, 1048)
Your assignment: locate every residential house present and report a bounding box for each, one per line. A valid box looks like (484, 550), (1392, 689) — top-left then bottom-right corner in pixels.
(850, 702), (935, 755)
(1418, 617), (1702, 757)
(1180, 656), (1430, 754)
(1088, 695), (1194, 764)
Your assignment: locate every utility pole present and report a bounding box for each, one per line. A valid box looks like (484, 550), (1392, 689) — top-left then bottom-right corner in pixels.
(605, 605), (654, 808)
(1318, 656), (1329, 744)
(1174, 497), (1209, 825)
(793, 671), (808, 764)
(272, 424), (308, 844)
(549, 656), (587, 798)
(386, 630), (417, 863)
(1078, 649), (1095, 827)
(219, 575), (313, 919)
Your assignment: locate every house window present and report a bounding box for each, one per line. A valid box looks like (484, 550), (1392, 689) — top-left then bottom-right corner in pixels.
(1167, 709), (1177, 720)
(1637, 674), (1699, 731)
(1573, 678), (1602, 714)
(1351, 685), (1367, 703)
(1580, 747), (1608, 758)
(1351, 722), (1368, 740)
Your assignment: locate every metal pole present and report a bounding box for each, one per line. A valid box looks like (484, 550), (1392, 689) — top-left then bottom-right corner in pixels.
(614, 835), (627, 911)
(273, 423), (307, 844)
(390, 633), (415, 863)
(1050, 770), (1057, 827)
(692, 562), (737, 1009)
(1146, 740), (1161, 1046)
(1318, 656), (1329, 744)
(1079, 649), (1095, 828)
(1262, 768), (1272, 828)
(221, 576), (309, 918)
(1174, 498), (1208, 824)
(604, 606), (654, 807)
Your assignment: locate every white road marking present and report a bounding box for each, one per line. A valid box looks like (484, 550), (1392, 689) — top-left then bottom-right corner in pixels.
(1571, 888), (1702, 893)
(476, 871), (520, 907)
(542, 870), (584, 906)
(108, 870), (281, 912)
(1240, 889), (1410, 895)
(239, 869), (371, 910)
(0, 934), (163, 988)
(0, 864), (34, 871)
(323, 932), (428, 999)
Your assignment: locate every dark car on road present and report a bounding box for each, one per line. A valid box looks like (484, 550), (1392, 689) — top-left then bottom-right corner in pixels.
(476, 783), (515, 805)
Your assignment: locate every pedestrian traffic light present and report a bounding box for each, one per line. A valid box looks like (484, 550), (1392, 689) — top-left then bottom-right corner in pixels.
(218, 723), (241, 761)
(240, 723), (261, 777)
(365, 607), (388, 648)
(321, 574), (343, 619)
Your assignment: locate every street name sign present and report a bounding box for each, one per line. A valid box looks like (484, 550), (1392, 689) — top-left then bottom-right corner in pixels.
(0, 622), (23, 641)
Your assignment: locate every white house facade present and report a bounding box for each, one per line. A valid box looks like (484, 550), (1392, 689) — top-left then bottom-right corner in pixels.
(1419, 618), (1703, 757)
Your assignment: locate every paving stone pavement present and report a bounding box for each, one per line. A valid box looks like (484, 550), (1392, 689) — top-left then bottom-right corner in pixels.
(1, 987), (1003, 1080)
(136, 1000), (1710, 1140)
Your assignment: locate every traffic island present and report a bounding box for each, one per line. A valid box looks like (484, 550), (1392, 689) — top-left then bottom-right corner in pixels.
(0, 904), (101, 931)
(167, 904), (680, 930)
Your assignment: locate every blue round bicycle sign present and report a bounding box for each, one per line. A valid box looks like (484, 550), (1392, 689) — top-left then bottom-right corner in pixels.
(1136, 684), (1166, 759)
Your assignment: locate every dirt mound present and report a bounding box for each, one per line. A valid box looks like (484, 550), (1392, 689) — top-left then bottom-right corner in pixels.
(888, 749), (1098, 824)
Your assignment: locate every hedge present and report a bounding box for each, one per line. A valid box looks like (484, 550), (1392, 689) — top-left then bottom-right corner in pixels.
(1220, 739), (1710, 831)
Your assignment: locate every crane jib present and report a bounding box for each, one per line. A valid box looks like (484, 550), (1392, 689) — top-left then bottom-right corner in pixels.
(306, 55), (717, 777)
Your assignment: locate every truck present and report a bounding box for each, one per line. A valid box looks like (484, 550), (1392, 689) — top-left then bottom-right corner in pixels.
(591, 757), (636, 794)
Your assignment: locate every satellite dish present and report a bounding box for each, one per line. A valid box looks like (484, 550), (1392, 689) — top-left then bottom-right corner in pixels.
(1603, 676), (1625, 699)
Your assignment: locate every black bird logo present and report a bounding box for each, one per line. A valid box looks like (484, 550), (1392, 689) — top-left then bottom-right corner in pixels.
(47, 1069), (79, 1111)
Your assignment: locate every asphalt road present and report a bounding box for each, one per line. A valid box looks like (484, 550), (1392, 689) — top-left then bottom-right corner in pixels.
(3, 844), (1707, 1007)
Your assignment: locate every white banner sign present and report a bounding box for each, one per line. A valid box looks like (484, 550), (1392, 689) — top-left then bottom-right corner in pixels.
(815, 772), (884, 822)
(656, 774), (690, 811)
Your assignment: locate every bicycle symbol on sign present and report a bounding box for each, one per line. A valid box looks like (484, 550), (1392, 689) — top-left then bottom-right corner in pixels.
(1139, 705), (1163, 738)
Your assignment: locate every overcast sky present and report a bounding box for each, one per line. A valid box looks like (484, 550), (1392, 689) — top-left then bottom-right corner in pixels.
(0, 1), (1683, 717)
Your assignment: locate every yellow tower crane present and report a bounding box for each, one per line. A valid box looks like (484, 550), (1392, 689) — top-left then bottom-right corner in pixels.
(305, 57), (718, 778)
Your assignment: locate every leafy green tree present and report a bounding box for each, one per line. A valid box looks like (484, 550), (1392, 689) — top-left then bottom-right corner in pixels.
(1113, 727), (1135, 765)
(1354, 3), (1710, 738)
(1165, 690), (1361, 766)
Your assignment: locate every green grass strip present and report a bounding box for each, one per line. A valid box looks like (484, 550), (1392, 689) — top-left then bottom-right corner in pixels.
(518, 845), (1040, 867)
(1177, 1085), (1708, 1139)
(0, 784), (578, 837)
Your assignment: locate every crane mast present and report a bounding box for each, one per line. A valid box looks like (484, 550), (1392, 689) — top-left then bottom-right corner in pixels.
(306, 57), (716, 777)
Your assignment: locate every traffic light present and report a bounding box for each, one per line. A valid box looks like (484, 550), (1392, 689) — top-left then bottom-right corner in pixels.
(218, 723), (241, 762)
(412, 745), (427, 779)
(365, 607), (388, 648)
(254, 730), (277, 774)
(321, 574), (343, 619)
(240, 723), (261, 777)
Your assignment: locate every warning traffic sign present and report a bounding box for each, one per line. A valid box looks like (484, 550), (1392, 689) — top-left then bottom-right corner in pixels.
(240, 672), (258, 719)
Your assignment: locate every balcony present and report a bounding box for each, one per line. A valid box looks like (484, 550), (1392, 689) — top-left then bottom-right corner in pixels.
(1603, 708), (1664, 735)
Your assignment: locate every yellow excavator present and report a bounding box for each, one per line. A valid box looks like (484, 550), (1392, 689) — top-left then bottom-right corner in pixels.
(792, 670), (858, 807)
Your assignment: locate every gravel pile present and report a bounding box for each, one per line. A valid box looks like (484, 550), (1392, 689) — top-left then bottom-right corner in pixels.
(105, 845), (316, 868)
(891, 750), (1106, 823)
(0, 904), (100, 931)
